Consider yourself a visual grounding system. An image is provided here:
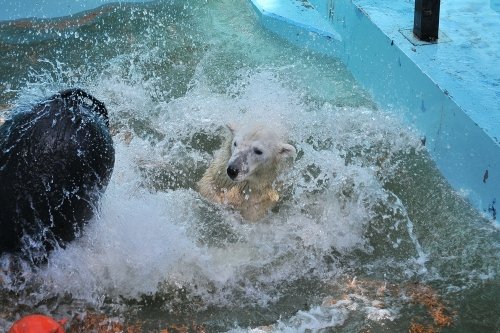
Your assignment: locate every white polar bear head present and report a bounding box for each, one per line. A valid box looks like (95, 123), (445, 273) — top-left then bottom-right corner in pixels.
(225, 122), (296, 183)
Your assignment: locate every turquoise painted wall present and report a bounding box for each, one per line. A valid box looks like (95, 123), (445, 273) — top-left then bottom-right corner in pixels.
(249, 0), (499, 219)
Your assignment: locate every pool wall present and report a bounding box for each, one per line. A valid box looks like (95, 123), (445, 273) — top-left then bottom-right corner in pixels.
(249, 0), (500, 220)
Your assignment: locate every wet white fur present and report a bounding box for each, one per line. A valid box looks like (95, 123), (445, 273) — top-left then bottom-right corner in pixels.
(197, 123), (296, 221)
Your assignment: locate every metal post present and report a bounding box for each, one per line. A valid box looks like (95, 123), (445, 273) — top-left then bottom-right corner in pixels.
(413, 0), (441, 42)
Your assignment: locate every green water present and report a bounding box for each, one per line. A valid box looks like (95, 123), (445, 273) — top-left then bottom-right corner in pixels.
(0, 1), (498, 332)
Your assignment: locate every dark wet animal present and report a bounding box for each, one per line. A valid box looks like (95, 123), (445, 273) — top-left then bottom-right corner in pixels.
(0, 89), (114, 260)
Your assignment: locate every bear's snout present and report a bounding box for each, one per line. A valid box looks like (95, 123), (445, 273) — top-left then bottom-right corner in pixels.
(227, 165), (239, 180)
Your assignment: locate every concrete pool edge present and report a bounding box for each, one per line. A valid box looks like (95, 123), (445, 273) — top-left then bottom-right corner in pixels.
(248, 0), (499, 221)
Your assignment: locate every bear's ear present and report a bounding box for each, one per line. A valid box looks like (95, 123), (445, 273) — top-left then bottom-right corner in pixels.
(279, 143), (296, 159)
(226, 122), (238, 135)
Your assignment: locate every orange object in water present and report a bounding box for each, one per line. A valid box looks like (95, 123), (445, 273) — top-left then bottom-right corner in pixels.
(8, 314), (66, 333)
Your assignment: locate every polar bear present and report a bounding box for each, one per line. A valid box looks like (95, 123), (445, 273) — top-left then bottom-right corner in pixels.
(197, 123), (296, 221)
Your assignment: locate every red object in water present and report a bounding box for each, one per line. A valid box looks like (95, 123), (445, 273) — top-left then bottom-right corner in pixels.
(8, 314), (66, 333)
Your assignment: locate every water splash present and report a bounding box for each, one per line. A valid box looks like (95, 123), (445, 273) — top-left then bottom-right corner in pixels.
(0, 0), (498, 332)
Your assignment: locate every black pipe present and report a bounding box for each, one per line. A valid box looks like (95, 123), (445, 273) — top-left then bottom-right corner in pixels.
(413, 0), (441, 42)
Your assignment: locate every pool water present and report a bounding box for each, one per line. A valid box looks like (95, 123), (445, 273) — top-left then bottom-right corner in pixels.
(0, 0), (498, 332)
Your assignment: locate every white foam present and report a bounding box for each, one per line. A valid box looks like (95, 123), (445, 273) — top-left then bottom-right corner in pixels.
(228, 295), (398, 333)
(0, 57), (426, 309)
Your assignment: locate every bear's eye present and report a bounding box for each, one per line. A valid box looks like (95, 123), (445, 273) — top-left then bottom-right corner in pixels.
(254, 148), (263, 155)
(233, 141), (237, 147)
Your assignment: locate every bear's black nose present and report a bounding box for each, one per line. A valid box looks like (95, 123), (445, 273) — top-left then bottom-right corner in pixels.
(227, 166), (239, 180)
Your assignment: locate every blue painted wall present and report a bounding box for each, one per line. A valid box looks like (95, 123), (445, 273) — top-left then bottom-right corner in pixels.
(248, 0), (499, 219)
(492, 0), (500, 13)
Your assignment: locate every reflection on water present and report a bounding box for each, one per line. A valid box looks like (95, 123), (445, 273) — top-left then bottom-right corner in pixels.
(0, 1), (498, 332)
